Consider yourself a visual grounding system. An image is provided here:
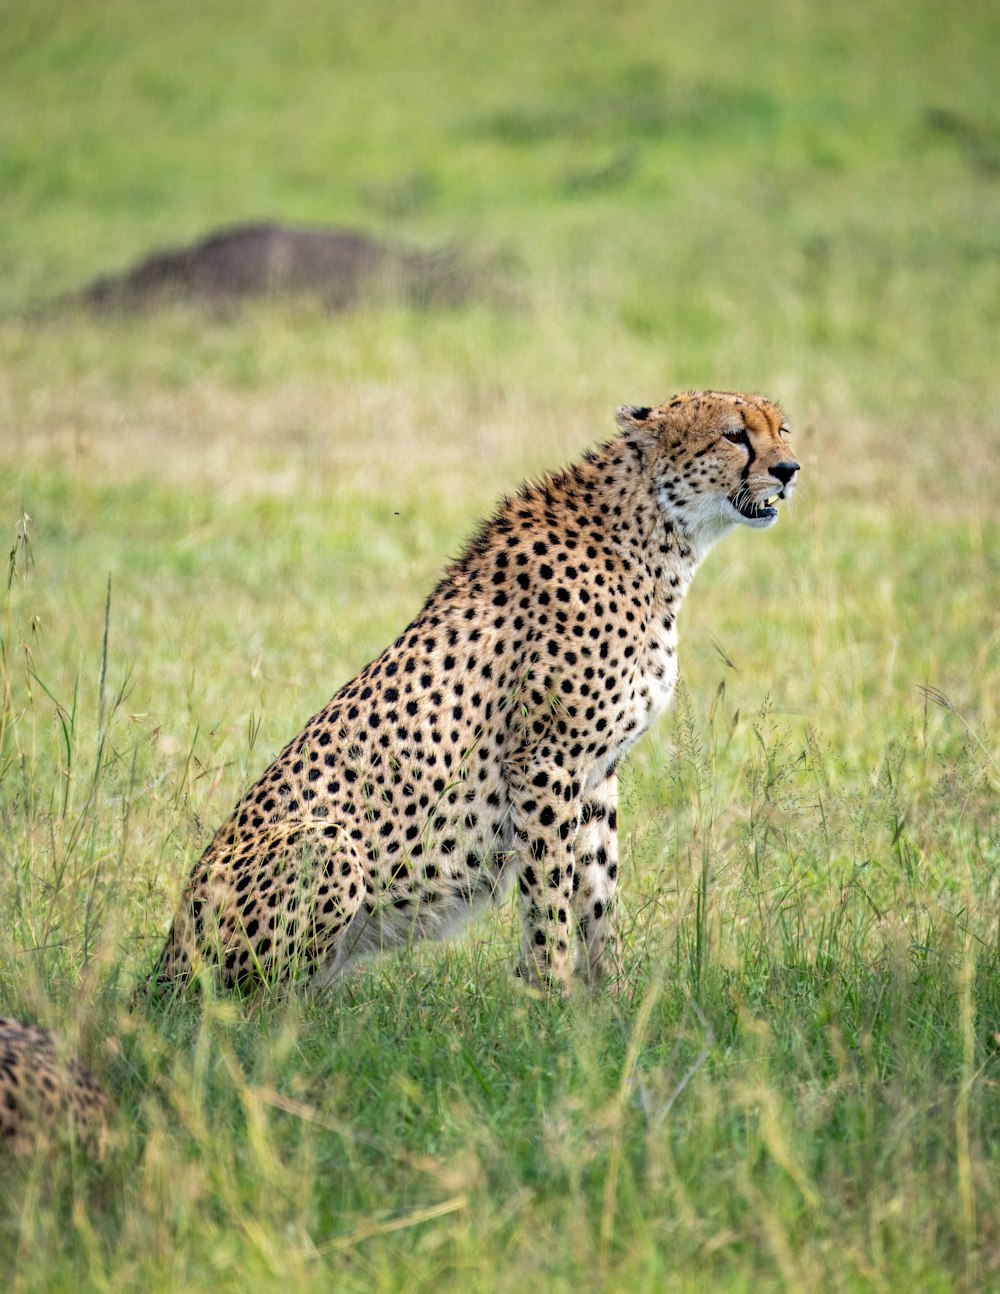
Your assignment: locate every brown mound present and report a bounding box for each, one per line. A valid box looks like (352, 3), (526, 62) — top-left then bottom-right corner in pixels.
(75, 222), (472, 312)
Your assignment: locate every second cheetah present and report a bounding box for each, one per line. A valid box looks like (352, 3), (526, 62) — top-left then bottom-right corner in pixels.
(0, 1018), (111, 1156)
(153, 390), (799, 994)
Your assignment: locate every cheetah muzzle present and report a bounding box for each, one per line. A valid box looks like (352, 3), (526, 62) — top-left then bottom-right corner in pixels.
(151, 390), (798, 996)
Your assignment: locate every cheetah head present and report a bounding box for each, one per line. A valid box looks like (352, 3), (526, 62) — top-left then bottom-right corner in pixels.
(615, 390), (799, 548)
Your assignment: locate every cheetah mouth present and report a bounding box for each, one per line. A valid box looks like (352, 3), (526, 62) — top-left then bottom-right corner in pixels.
(728, 489), (783, 527)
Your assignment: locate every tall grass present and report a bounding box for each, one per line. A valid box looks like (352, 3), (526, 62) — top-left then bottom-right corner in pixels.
(1, 0), (998, 1288)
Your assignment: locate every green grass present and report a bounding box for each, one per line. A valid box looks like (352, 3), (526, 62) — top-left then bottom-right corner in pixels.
(1, 0), (999, 1289)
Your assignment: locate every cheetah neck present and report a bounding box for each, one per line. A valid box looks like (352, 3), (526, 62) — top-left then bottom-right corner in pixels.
(593, 438), (703, 592)
(444, 434), (714, 613)
(618, 428), (741, 565)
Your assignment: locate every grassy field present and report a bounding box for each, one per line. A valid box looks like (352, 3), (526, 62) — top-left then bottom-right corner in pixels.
(1, 0), (999, 1289)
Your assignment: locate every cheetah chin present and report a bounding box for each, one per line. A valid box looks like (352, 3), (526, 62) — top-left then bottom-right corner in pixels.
(726, 481), (793, 529)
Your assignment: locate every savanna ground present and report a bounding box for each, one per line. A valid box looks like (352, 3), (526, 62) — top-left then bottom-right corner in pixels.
(1, 0), (998, 1289)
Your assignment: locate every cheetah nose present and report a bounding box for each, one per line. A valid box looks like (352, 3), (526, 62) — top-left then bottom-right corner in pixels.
(770, 460), (800, 486)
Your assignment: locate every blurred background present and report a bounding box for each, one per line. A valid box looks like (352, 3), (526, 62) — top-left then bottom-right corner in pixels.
(2, 0), (997, 490)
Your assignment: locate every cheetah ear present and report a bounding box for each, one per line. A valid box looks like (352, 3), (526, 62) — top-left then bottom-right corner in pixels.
(615, 405), (653, 433)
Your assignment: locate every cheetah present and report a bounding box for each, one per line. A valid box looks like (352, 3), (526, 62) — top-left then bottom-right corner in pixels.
(0, 1018), (111, 1156)
(153, 390), (798, 994)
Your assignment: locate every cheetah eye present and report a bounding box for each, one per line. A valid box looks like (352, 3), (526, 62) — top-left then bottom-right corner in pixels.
(723, 427), (750, 447)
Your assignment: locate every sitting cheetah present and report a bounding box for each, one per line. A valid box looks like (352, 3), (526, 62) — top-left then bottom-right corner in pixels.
(153, 391), (798, 994)
(0, 1018), (110, 1156)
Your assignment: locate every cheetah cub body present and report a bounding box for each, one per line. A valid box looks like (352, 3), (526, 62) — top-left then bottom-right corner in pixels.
(155, 391), (798, 993)
(0, 1018), (110, 1156)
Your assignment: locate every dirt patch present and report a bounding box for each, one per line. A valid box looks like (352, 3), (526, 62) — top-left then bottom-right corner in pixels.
(73, 222), (476, 312)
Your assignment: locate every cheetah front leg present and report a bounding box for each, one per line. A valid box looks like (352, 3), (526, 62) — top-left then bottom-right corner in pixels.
(510, 765), (581, 994)
(571, 768), (624, 988)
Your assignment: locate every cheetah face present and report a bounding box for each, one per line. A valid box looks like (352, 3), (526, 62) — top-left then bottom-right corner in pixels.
(615, 391), (799, 545)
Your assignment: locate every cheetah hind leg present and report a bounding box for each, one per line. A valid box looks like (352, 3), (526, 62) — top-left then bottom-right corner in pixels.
(149, 819), (368, 993)
(305, 831), (373, 990)
(248, 821), (370, 989)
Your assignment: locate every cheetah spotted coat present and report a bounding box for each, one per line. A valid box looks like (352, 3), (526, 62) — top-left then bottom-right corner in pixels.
(153, 390), (798, 993)
(0, 1018), (111, 1156)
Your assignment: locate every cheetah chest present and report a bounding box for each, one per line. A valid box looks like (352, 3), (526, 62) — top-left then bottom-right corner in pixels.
(591, 626), (678, 785)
